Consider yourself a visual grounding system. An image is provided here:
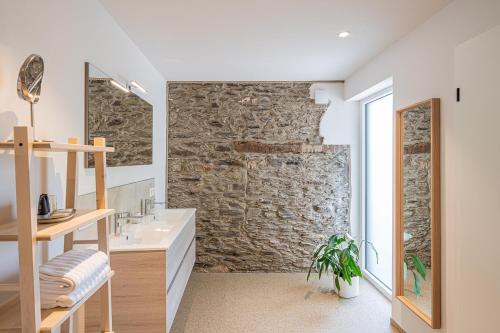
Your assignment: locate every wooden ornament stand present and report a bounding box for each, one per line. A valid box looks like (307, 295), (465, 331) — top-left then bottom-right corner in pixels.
(0, 126), (115, 333)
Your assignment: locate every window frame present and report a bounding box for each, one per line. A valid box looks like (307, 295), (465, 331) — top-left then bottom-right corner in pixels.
(360, 87), (394, 299)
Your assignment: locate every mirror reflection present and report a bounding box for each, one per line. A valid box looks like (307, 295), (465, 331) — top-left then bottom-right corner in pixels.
(17, 54), (44, 104)
(17, 54), (45, 135)
(402, 102), (432, 316)
(85, 62), (153, 167)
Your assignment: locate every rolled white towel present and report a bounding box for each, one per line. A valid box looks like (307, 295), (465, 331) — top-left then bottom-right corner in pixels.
(40, 248), (110, 309)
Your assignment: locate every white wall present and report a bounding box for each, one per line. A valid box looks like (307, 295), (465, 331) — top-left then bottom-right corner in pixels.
(453, 25), (500, 332)
(0, 0), (166, 302)
(313, 83), (360, 240)
(345, 0), (500, 332)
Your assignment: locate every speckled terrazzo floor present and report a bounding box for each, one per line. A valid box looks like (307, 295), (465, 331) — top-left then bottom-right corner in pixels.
(171, 273), (392, 333)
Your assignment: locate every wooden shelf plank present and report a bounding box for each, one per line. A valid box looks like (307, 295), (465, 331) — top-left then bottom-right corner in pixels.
(0, 141), (114, 153)
(0, 283), (19, 292)
(0, 209), (115, 242)
(0, 271), (114, 333)
(40, 271), (114, 333)
(0, 297), (21, 332)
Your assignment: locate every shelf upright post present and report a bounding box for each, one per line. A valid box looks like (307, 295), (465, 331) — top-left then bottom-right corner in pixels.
(93, 137), (113, 333)
(13, 126), (41, 333)
(61, 136), (81, 333)
(64, 137), (79, 252)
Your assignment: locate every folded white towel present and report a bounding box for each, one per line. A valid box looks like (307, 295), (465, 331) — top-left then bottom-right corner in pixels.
(40, 248), (110, 309)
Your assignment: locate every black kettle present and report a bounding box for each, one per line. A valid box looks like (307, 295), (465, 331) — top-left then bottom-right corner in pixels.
(38, 194), (51, 216)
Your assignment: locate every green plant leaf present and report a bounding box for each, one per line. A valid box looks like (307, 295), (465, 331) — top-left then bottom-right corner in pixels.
(307, 260), (315, 281)
(328, 234), (340, 246)
(403, 261), (408, 281)
(335, 276), (340, 292)
(412, 255), (427, 280)
(349, 257), (362, 277)
(315, 261), (320, 273)
(412, 271), (421, 297)
(348, 242), (360, 260)
(329, 261), (337, 275)
(319, 261), (326, 280)
(343, 267), (352, 285)
(313, 244), (327, 258)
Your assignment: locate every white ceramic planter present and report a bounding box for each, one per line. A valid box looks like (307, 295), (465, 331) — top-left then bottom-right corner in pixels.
(334, 276), (359, 298)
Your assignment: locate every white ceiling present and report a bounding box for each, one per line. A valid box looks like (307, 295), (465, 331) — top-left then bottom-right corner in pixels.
(100, 0), (450, 81)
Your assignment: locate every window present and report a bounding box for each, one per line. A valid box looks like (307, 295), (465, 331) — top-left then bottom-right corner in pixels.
(362, 89), (393, 296)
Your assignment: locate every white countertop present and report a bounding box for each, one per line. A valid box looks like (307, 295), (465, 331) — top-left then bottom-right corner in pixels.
(75, 208), (196, 252)
(109, 208), (196, 252)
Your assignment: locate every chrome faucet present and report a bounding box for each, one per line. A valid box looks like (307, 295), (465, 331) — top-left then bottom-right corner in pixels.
(113, 212), (128, 236)
(141, 198), (166, 216)
(113, 211), (144, 236)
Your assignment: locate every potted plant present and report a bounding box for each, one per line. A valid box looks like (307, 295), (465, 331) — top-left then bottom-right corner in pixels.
(307, 233), (377, 298)
(403, 232), (427, 297)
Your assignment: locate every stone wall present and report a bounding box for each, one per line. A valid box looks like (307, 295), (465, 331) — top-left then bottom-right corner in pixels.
(168, 82), (351, 272)
(87, 78), (153, 167)
(403, 102), (432, 268)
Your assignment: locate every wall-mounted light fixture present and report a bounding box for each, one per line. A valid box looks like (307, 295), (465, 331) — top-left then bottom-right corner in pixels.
(129, 80), (147, 94)
(110, 78), (148, 95)
(110, 79), (129, 93)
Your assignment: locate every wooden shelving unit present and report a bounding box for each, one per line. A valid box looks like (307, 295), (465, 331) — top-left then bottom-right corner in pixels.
(0, 127), (116, 333)
(0, 209), (114, 242)
(0, 141), (114, 153)
(0, 271), (115, 333)
(40, 271), (115, 333)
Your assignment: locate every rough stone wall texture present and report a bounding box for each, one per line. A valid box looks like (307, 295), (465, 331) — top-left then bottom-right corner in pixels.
(403, 102), (432, 268)
(168, 82), (351, 272)
(87, 78), (153, 167)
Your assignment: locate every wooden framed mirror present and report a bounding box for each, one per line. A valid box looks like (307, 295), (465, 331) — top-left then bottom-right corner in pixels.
(84, 62), (153, 168)
(395, 98), (441, 328)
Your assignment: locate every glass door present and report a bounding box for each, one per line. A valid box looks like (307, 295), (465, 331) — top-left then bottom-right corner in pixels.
(363, 90), (393, 294)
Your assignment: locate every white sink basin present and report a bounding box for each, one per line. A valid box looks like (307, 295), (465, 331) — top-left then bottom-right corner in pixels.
(108, 208), (196, 252)
(110, 223), (172, 247)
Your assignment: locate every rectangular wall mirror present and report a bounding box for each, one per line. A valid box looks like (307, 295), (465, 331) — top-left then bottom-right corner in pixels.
(84, 62), (153, 168)
(395, 98), (441, 328)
